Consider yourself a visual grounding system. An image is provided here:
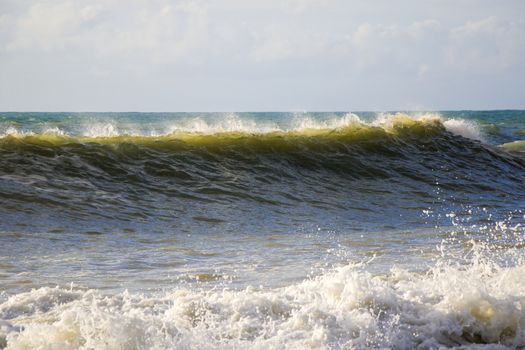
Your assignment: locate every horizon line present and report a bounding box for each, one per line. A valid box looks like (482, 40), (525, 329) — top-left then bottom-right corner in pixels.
(1, 108), (524, 114)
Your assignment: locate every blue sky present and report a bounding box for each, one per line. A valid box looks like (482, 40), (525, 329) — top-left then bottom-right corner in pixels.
(0, 0), (524, 111)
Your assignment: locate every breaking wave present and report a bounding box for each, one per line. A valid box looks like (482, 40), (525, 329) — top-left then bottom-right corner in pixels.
(1, 235), (524, 349)
(0, 113), (483, 140)
(1, 112), (524, 223)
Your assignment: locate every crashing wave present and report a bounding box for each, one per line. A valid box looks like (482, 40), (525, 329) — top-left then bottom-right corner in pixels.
(1, 242), (524, 349)
(0, 113), (483, 142)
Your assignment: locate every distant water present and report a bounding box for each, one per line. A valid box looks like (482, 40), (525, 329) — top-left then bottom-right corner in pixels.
(1, 111), (525, 349)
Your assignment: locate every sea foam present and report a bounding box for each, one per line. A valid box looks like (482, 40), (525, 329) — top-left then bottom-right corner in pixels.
(0, 113), (485, 141)
(1, 239), (524, 349)
(442, 118), (484, 141)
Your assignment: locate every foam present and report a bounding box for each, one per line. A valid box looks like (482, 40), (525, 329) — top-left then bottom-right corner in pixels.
(1, 243), (524, 349)
(291, 113), (363, 131)
(501, 140), (525, 152)
(0, 113), (485, 142)
(0, 127), (34, 138)
(443, 118), (484, 141)
(81, 122), (120, 138)
(0, 126), (65, 138)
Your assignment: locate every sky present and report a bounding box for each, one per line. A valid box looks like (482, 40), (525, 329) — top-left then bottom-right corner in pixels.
(0, 0), (524, 111)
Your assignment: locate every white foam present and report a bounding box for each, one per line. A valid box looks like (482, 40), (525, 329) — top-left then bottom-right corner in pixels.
(0, 113), (486, 142)
(291, 113), (363, 131)
(443, 118), (484, 141)
(0, 127), (34, 138)
(81, 122), (120, 138)
(372, 112), (485, 141)
(165, 113), (364, 135)
(2, 248), (524, 349)
(73, 113), (366, 137)
(371, 111), (441, 128)
(41, 127), (67, 136)
(501, 140), (525, 152)
(0, 126), (69, 138)
(167, 114), (281, 134)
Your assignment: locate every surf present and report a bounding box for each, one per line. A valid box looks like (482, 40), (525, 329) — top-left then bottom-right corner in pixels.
(1, 233), (524, 349)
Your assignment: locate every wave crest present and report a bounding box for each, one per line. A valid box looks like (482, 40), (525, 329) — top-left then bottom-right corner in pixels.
(0, 113), (483, 142)
(0, 114), (452, 148)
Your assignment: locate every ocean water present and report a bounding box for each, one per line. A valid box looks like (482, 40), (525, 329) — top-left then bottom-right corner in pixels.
(0, 111), (524, 349)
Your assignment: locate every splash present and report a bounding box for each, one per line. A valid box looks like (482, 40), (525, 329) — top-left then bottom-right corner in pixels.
(442, 118), (484, 141)
(0, 113), (484, 141)
(1, 225), (524, 349)
(1, 263), (524, 349)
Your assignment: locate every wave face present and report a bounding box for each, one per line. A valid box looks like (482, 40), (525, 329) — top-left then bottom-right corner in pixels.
(1, 111), (525, 349)
(1, 112), (524, 230)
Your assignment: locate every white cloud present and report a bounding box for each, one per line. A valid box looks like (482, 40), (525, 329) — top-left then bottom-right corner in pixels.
(407, 19), (441, 38)
(6, 1), (85, 50)
(4, 0), (211, 64)
(279, 0), (328, 14)
(349, 20), (443, 73)
(451, 16), (499, 36)
(447, 16), (525, 71)
(0, 0), (524, 110)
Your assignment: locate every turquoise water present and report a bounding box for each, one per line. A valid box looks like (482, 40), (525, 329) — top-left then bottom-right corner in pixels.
(0, 111), (524, 349)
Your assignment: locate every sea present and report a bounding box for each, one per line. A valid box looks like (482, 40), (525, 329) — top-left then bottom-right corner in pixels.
(0, 111), (524, 349)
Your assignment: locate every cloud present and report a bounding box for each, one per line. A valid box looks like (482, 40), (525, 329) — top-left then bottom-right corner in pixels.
(3, 0), (211, 64)
(0, 0), (524, 110)
(279, 0), (329, 14)
(349, 20), (444, 74)
(6, 1), (98, 51)
(348, 16), (525, 78)
(3, 0), (523, 72)
(447, 16), (525, 72)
